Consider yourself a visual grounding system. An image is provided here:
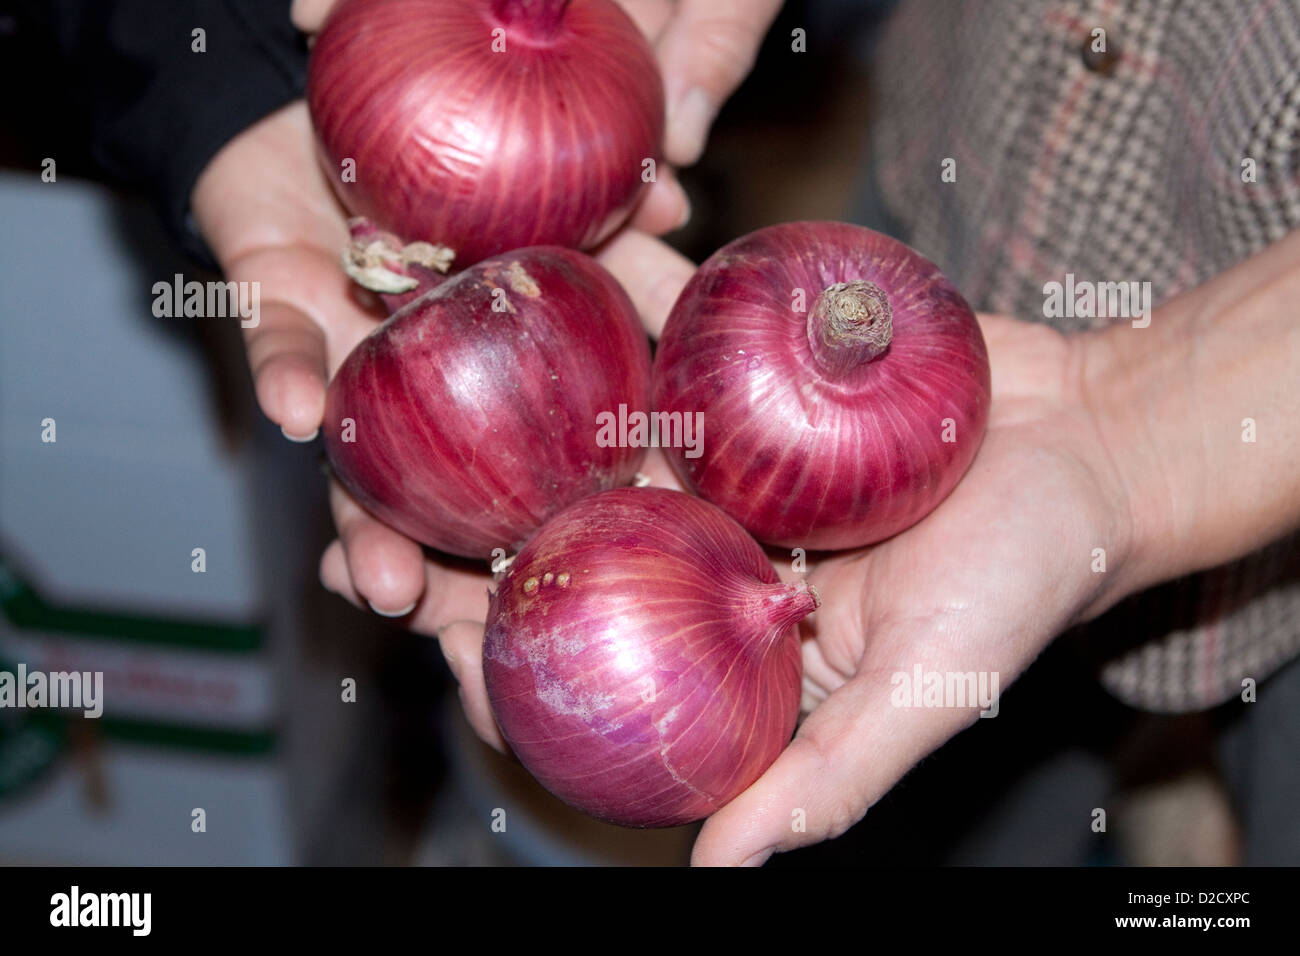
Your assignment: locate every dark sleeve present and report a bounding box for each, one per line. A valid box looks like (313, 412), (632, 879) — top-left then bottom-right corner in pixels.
(5, 0), (309, 267)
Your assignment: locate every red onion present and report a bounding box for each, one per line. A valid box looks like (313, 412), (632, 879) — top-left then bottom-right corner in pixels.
(308, 0), (664, 270)
(483, 487), (815, 828)
(324, 234), (651, 559)
(652, 221), (991, 550)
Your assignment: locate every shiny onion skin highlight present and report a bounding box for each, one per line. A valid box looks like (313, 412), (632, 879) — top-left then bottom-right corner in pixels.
(652, 221), (991, 550)
(307, 0), (664, 269)
(483, 487), (815, 828)
(324, 244), (651, 560)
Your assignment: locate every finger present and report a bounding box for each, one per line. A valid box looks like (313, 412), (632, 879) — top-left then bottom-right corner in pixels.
(800, 637), (851, 703)
(224, 244), (380, 438)
(615, 0), (675, 42)
(437, 620), (507, 752)
(405, 562), (493, 635)
(320, 537), (363, 606)
(797, 548), (871, 681)
(329, 481), (428, 617)
(242, 301), (329, 440)
(628, 168), (691, 235)
(690, 667), (979, 866)
(973, 313), (1073, 404)
(322, 534), (491, 633)
(657, 0), (784, 166)
(800, 675), (828, 714)
(291, 0), (339, 33)
(594, 230), (695, 337)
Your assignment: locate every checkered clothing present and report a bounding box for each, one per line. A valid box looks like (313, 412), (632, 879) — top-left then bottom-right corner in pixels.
(870, 0), (1300, 712)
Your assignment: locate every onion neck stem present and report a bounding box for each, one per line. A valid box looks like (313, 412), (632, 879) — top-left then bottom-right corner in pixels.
(808, 280), (893, 376)
(491, 0), (570, 36)
(737, 580), (820, 648)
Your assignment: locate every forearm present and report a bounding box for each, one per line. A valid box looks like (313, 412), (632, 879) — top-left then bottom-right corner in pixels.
(1083, 228), (1300, 602)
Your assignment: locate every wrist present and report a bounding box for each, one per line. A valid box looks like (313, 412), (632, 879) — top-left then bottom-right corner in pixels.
(1074, 322), (1185, 617)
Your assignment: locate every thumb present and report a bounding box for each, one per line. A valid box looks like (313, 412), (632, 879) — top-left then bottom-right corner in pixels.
(594, 229), (695, 338)
(690, 665), (982, 866)
(656, 0), (783, 166)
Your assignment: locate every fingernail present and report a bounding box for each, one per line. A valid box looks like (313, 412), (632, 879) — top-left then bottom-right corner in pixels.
(669, 87), (715, 167)
(369, 599), (416, 618)
(281, 426), (319, 443)
(740, 848), (774, 867)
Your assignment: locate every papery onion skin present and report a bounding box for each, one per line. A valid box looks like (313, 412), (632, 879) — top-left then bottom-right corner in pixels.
(483, 487), (814, 828)
(307, 0), (664, 269)
(652, 221), (991, 550)
(324, 246), (651, 559)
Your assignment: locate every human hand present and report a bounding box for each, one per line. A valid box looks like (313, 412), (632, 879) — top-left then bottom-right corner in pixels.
(191, 0), (776, 742)
(695, 225), (1300, 864)
(688, 315), (1141, 865)
(191, 99), (486, 629)
(194, 0), (762, 664)
(191, 100), (686, 747)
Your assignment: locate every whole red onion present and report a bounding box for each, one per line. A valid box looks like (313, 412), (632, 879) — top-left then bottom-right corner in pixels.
(308, 0), (664, 270)
(483, 487), (815, 828)
(324, 241), (651, 559)
(652, 221), (991, 550)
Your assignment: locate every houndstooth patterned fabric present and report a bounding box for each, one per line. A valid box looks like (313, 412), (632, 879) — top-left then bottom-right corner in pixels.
(870, 0), (1300, 712)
